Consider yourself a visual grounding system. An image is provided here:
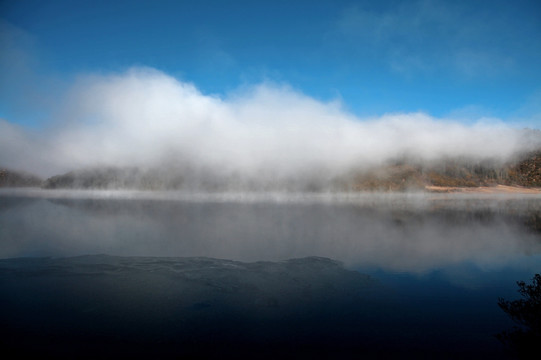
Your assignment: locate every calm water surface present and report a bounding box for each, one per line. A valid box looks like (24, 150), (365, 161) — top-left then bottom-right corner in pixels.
(1, 189), (540, 358)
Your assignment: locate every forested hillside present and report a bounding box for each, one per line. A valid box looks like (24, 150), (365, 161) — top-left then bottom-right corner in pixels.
(4, 150), (541, 191)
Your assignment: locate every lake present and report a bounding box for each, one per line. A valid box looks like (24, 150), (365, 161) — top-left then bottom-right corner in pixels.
(1, 189), (540, 358)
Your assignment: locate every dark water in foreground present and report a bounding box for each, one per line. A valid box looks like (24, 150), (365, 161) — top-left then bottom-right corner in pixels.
(1, 189), (540, 358)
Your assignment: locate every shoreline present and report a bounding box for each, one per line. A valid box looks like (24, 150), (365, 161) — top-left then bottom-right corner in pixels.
(425, 184), (541, 194)
(2, 185), (541, 198)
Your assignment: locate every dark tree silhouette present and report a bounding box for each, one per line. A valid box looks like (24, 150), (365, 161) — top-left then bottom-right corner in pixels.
(497, 274), (541, 358)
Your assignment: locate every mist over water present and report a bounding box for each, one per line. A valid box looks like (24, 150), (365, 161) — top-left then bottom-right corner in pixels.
(1, 68), (540, 359)
(1, 189), (540, 275)
(1, 189), (539, 357)
(2, 5), (541, 356)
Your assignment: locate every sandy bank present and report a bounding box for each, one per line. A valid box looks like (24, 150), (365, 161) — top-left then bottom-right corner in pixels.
(425, 185), (541, 194)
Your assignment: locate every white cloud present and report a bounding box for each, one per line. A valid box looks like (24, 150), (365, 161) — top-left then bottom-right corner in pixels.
(0, 119), (54, 174)
(0, 67), (538, 179)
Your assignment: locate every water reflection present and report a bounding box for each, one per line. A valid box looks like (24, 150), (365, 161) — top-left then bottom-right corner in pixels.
(0, 255), (514, 358)
(0, 190), (540, 273)
(1, 189), (540, 357)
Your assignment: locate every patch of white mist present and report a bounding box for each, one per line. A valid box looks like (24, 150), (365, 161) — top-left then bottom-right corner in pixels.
(1, 67), (539, 181)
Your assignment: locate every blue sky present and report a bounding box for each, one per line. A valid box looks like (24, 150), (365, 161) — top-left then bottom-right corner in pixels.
(1, 0), (541, 128)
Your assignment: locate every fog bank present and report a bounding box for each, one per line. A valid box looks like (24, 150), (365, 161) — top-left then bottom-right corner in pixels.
(1, 67), (539, 178)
